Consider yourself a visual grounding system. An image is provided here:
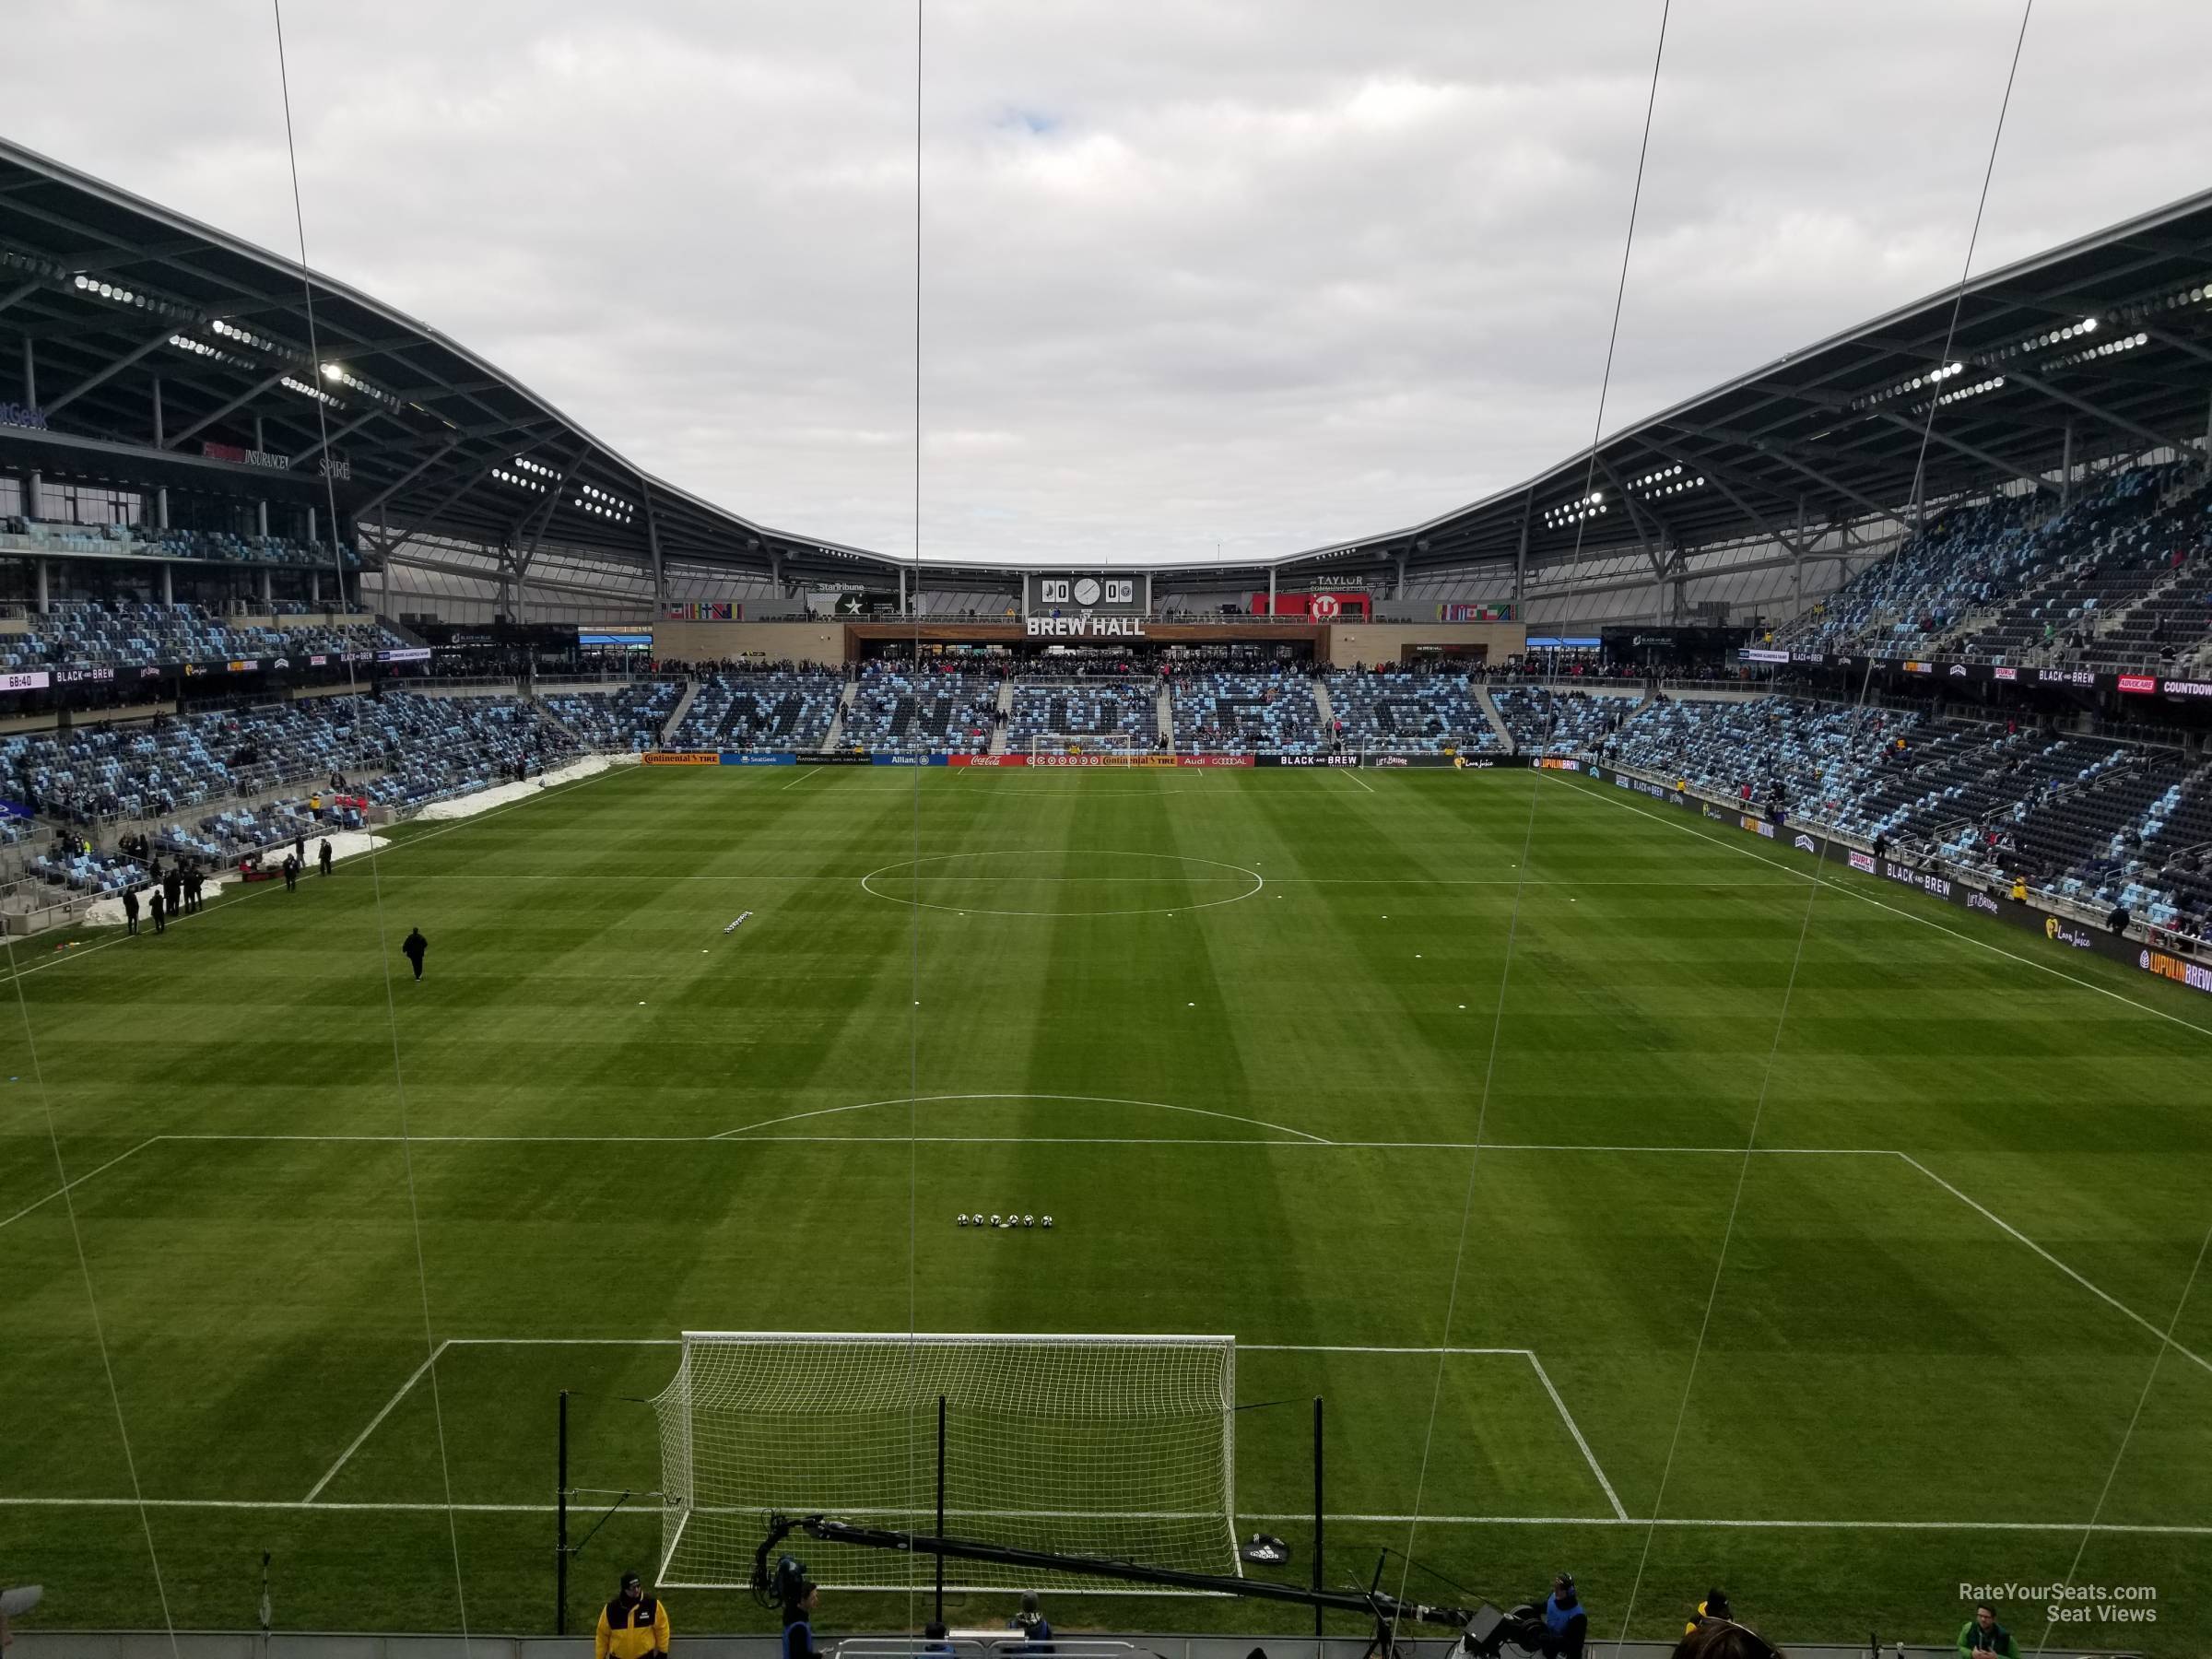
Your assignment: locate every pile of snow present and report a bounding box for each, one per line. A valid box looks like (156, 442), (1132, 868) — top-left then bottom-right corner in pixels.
(414, 750), (638, 821)
(78, 753), (637, 927)
(84, 828), (390, 926)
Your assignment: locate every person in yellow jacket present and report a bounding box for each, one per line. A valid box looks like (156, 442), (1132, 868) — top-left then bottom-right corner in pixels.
(597, 1571), (669, 1659)
(1686, 1587), (1732, 1636)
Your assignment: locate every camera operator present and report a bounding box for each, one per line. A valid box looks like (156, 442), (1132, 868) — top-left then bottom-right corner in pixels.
(1519, 1573), (1587, 1659)
(782, 1574), (822, 1659)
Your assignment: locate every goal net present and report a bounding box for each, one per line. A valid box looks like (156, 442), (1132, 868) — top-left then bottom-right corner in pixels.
(652, 1332), (1238, 1592)
(1029, 732), (1140, 763)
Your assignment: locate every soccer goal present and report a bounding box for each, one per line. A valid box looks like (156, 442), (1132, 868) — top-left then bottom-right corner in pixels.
(651, 1331), (1238, 1592)
(1029, 732), (1141, 764)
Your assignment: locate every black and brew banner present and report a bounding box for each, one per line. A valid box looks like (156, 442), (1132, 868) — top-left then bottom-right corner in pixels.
(1739, 648), (2207, 703)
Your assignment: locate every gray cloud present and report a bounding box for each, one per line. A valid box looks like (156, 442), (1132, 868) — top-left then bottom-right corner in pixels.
(10, 0), (2208, 564)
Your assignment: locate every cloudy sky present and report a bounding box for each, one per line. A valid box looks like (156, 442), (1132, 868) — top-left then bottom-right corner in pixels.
(10, 1), (2208, 564)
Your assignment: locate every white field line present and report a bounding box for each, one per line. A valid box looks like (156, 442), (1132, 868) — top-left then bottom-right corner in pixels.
(140, 1134), (1895, 1150)
(780, 767), (826, 791)
(0, 1495), (2202, 1535)
(711, 1092), (1334, 1146)
(301, 1339), (451, 1503)
(1242, 1343), (1530, 1353)
(1894, 1151), (2212, 1381)
(1565, 773), (2212, 1043)
(380, 873), (1804, 887)
(0, 1136), (159, 1233)
(0, 758), (641, 988)
(1524, 1350), (1630, 1521)
(37, 1136), (2202, 1397)
(1343, 771), (1377, 795)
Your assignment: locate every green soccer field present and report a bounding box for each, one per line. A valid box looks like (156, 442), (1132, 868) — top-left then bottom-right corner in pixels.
(3, 763), (2207, 1650)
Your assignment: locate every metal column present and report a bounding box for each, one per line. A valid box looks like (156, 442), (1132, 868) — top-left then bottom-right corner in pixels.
(1514, 508), (1531, 612)
(1267, 565), (1277, 615)
(642, 484), (666, 613)
(19, 335), (33, 407)
(254, 418), (270, 537)
(2060, 421), (2074, 507)
(161, 563), (172, 606)
(35, 559), (49, 615)
(1793, 495), (1806, 620)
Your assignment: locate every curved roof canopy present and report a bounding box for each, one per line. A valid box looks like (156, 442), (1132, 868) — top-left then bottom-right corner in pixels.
(1270, 187), (2212, 590)
(2, 135), (2208, 593)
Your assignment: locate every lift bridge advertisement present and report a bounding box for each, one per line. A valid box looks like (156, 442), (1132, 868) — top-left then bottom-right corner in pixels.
(1584, 763), (2211, 998)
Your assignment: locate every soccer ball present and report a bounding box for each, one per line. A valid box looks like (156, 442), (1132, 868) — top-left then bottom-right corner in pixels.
(956, 1214), (968, 1227)
(1022, 1215), (1034, 1228)
(990, 1214), (1002, 1228)
(1041, 1215), (1053, 1229)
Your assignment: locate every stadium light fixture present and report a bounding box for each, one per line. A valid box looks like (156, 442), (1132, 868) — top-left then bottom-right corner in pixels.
(280, 374), (341, 407)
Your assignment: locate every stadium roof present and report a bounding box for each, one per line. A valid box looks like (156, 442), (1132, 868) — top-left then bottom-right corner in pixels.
(3, 135), (2209, 594)
(1271, 186), (2212, 589)
(0, 137), (891, 589)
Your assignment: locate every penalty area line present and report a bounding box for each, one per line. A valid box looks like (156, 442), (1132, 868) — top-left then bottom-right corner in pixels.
(1561, 772), (2212, 1044)
(0, 1136), (160, 1234)
(302, 1339), (451, 1503)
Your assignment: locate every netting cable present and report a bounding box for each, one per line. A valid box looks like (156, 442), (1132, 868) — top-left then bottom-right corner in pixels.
(4, 935), (181, 1656)
(905, 0), (927, 1636)
(1384, 5), (1672, 1641)
(268, 2), (474, 1643)
(1608, 5), (2035, 1646)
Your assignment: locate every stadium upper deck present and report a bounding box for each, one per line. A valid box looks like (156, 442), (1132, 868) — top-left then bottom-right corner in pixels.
(1, 136), (2209, 622)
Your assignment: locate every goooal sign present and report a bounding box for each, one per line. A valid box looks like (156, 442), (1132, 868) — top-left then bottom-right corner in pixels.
(1027, 574), (1144, 614)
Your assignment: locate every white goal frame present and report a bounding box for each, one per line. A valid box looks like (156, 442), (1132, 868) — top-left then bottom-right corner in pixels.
(653, 1330), (1239, 1593)
(1029, 731), (1142, 764)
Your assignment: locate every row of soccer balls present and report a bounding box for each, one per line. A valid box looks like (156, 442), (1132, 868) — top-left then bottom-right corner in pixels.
(958, 1213), (1053, 1229)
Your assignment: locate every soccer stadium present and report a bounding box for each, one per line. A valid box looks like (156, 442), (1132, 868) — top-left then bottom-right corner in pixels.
(3, 10), (2211, 1659)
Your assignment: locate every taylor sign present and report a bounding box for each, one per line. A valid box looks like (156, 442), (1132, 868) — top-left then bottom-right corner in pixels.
(1025, 615), (1147, 638)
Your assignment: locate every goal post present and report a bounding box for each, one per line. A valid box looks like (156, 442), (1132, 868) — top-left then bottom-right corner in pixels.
(652, 1332), (1238, 1592)
(1029, 732), (1140, 764)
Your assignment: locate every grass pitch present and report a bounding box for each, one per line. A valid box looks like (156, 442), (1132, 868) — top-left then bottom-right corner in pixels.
(3, 763), (2207, 1649)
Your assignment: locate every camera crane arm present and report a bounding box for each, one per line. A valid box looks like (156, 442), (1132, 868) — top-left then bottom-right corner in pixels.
(753, 1513), (1510, 1650)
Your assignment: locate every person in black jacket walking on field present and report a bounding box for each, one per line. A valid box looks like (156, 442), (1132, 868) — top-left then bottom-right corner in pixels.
(122, 887), (141, 935)
(402, 927), (428, 982)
